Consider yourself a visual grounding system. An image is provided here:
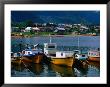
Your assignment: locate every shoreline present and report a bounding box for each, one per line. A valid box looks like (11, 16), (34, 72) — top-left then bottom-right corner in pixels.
(11, 34), (99, 38)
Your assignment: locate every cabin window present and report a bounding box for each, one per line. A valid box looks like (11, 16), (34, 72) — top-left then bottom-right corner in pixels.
(91, 53), (93, 55)
(48, 46), (55, 48)
(82, 55), (85, 57)
(17, 53), (20, 56)
(28, 52), (31, 54)
(11, 53), (14, 56)
(22, 51), (25, 54)
(50, 54), (56, 56)
(61, 53), (63, 56)
(74, 51), (79, 54)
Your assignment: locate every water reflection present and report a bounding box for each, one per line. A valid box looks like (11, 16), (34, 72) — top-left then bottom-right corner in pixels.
(87, 61), (100, 77)
(11, 62), (44, 76)
(73, 60), (88, 77)
(88, 61), (100, 69)
(11, 59), (100, 77)
(50, 63), (75, 77)
(11, 63), (25, 72)
(28, 63), (44, 75)
(11, 60), (100, 77)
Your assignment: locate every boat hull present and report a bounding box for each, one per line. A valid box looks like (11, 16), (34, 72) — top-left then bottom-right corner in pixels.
(88, 57), (100, 62)
(22, 54), (43, 63)
(11, 58), (22, 65)
(50, 57), (74, 67)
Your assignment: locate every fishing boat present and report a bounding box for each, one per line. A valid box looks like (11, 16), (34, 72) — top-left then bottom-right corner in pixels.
(74, 50), (88, 60)
(11, 52), (22, 65)
(44, 35), (74, 67)
(11, 52), (22, 59)
(21, 44), (44, 63)
(73, 36), (88, 60)
(50, 51), (74, 67)
(88, 50), (100, 62)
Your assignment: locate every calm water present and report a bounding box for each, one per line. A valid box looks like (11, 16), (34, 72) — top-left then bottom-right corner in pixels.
(11, 36), (100, 77)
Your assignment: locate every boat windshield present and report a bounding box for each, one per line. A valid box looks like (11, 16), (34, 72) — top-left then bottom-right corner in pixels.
(74, 50), (80, 54)
(48, 46), (55, 48)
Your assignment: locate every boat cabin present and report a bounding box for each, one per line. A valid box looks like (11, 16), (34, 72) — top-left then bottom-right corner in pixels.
(75, 54), (88, 60)
(22, 48), (43, 56)
(55, 51), (74, 58)
(73, 50), (87, 60)
(88, 51), (100, 57)
(74, 50), (81, 54)
(44, 43), (57, 56)
(11, 52), (22, 58)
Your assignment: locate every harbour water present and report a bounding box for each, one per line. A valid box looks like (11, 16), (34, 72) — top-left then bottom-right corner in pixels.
(11, 36), (100, 77)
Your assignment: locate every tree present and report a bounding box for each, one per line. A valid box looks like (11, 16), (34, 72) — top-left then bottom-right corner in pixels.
(30, 30), (35, 34)
(25, 20), (34, 27)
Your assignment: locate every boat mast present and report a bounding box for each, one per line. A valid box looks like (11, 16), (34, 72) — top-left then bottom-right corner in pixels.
(78, 36), (79, 50)
(49, 34), (52, 43)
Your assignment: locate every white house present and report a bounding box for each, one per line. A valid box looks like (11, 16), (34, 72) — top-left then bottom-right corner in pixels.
(54, 27), (65, 32)
(80, 25), (89, 30)
(24, 27), (32, 32)
(32, 27), (40, 32)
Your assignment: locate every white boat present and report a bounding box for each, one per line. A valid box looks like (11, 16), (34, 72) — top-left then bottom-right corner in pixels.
(74, 50), (88, 60)
(88, 50), (100, 62)
(44, 35), (74, 67)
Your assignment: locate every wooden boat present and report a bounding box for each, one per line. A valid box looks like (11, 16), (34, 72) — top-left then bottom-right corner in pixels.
(11, 52), (22, 65)
(50, 51), (74, 67)
(44, 36), (74, 67)
(87, 50), (100, 62)
(21, 44), (44, 63)
(11, 52), (22, 58)
(11, 58), (22, 65)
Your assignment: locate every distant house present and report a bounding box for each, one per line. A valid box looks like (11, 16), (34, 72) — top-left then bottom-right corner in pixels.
(54, 27), (65, 35)
(80, 25), (89, 30)
(32, 27), (40, 32)
(24, 27), (32, 32)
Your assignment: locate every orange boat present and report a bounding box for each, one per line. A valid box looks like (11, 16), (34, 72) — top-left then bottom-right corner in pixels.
(88, 50), (100, 62)
(22, 54), (44, 63)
